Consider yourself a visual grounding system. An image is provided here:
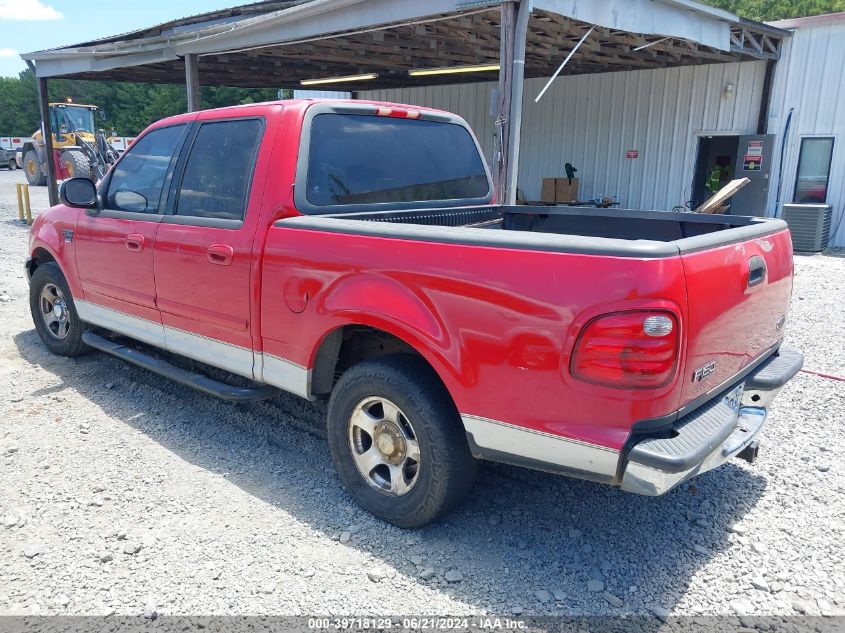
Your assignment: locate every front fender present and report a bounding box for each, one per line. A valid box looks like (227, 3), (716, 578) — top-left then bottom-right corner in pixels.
(29, 207), (82, 297)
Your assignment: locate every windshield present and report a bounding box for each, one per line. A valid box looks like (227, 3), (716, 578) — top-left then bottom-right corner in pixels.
(54, 106), (95, 134)
(304, 113), (490, 211)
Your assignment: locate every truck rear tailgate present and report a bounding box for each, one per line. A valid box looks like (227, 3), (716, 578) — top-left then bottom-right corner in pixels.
(679, 228), (794, 406)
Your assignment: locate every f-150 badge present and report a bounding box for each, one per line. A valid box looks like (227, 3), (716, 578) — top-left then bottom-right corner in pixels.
(692, 361), (716, 382)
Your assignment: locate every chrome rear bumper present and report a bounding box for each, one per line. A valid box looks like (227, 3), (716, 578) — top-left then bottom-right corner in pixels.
(621, 348), (803, 496)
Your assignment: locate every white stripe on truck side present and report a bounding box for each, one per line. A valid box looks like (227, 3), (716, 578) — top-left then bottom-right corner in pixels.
(75, 300), (310, 398)
(461, 413), (620, 478)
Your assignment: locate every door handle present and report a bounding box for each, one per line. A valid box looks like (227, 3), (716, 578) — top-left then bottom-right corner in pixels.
(125, 234), (145, 252)
(748, 255), (767, 288)
(207, 244), (234, 266)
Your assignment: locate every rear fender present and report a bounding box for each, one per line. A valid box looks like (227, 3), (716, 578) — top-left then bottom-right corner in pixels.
(316, 273), (461, 389)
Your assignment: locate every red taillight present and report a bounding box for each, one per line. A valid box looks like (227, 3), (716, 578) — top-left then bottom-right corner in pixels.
(571, 311), (679, 388)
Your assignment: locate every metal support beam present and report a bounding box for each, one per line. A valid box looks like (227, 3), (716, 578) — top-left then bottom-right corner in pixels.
(493, 1), (517, 202)
(504, 0), (530, 206)
(185, 54), (201, 112)
(36, 74), (59, 206)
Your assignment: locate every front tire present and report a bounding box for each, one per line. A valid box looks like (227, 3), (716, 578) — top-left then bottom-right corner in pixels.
(8, 159), (17, 170)
(29, 262), (90, 357)
(327, 354), (476, 528)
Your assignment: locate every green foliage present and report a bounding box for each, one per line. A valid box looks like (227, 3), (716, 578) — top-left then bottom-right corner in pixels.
(700, 0), (845, 21)
(0, 69), (282, 136)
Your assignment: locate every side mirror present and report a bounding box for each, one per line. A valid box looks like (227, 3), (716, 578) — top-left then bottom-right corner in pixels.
(60, 177), (98, 209)
(113, 190), (148, 212)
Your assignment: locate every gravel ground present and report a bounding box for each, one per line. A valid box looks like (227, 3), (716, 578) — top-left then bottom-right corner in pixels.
(0, 168), (843, 619)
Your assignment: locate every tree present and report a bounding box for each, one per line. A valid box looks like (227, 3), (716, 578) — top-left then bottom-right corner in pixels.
(0, 69), (286, 136)
(700, 0), (845, 20)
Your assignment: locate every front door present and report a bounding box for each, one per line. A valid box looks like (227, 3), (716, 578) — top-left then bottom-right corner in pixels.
(74, 123), (189, 346)
(153, 117), (266, 378)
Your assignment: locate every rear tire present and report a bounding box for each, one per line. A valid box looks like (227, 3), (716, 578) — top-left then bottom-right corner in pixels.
(24, 150), (46, 186)
(61, 149), (93, 180)
(8, 159), (17, 170)
(29, 262), (90, 357)
(327, 354), (476, 528)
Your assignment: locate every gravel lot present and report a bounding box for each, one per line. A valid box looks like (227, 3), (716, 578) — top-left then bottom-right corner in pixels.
(0, 167), (843, 619)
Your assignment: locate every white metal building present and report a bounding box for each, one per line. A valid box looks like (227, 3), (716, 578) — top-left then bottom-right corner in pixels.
(764, 13), (845, 246)
(363, 12), (845, 247)
(364, 60), (767, 211)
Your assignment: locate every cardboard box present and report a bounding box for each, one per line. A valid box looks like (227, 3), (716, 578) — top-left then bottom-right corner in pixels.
(541, 178), (557, 203)
(541, 177), (580, 203)
(556, 177), (579, 203)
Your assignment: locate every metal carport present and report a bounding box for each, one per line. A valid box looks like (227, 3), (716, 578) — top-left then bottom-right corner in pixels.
(22, 0), (788, 206)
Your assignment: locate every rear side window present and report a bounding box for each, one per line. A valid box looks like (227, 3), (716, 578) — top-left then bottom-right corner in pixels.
(175, 119), (263, 221)
(304, 113), (489, 209)
(106, 124), (185, 213)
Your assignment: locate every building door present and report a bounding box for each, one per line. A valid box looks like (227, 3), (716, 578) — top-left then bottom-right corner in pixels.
(731, 134), (774, 216)
(692, 134), (774, 216)
(692, 135), (739, 210)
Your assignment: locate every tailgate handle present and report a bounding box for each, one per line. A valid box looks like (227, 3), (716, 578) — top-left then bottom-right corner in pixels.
(748, 256), (767, 288)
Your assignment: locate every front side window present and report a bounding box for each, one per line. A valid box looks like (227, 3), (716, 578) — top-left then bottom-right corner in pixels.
(794, 137), (834, 203)
(106, 124), (185, 213)
(175, 119), (264, 222)
(304, 113), (489, 209)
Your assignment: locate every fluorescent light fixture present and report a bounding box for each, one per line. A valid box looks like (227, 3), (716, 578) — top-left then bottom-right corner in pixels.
(408, 63), (500, 77)
(300, 73), (378, 86)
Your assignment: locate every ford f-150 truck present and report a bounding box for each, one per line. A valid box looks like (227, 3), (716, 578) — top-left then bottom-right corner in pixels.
(26, 99), (803, 527)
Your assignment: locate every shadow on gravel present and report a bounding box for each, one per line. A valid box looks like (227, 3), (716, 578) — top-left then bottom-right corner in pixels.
(3, 218), (34, 231)
(14, 328), (767, 616)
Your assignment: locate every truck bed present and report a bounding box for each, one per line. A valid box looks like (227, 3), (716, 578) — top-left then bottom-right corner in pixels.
(284, 205), (787, 258)
(274, 203), (793, 424)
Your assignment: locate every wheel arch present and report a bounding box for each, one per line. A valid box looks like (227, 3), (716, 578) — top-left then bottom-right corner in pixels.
(27, 246), (58, 279)
(27, 242), (83, 298)
(309, 321), (461, 412)
(22, 141), (44, 162)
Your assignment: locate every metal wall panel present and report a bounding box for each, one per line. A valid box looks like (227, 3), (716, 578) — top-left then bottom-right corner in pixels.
(362, 60), (766, 210)
(766, 19), (845, 247)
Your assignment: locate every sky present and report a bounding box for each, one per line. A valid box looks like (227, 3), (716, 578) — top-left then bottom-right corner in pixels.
(0, 0), (241, 78)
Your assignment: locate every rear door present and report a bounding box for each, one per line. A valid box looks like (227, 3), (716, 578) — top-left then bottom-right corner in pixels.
(679, 228), (794, 405)
(153, 116), (266, 379)
(74, 123), (189, 345)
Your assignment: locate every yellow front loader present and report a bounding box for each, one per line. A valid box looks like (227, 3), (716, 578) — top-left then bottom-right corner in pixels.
(22, 102), (119, 186)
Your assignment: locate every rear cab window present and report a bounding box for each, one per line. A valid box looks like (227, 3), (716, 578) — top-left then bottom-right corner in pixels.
(295, 104), (492, 214)
(168, 117), (264, 227)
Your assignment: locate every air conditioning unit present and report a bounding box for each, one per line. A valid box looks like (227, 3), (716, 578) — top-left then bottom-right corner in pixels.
(781, 204), (832, 253)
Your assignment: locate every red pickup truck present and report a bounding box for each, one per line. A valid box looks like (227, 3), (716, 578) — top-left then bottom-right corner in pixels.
(27, 99), (803, 527)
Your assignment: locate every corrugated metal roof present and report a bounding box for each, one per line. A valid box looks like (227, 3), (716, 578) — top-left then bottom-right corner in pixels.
(34, 1), (313, 53)
(767, 12), (845, 30)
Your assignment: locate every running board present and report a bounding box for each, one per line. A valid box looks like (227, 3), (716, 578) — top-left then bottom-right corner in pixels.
(82, 330), (280, 402)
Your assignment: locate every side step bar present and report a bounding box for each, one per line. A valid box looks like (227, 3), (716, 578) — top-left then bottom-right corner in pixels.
(82, 330), (280, 402)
